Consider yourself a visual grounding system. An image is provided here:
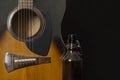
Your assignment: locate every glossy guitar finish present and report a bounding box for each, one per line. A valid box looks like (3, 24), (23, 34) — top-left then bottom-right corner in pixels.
(5, 52), (51, 73)
(0, 0), (66, 80)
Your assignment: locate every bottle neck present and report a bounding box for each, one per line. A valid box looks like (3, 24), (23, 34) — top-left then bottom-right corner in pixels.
(66, 42), (77, 50)
(66, 42), (82, 56)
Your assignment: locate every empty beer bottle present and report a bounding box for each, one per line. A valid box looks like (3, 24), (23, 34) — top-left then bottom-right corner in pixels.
(62, 34), (83, 80)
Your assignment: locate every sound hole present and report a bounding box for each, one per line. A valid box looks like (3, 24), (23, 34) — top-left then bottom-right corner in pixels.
(11, 9), (42, 41)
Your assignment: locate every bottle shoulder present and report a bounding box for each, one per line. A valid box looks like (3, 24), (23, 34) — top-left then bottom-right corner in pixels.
(62, 51), (82, 62)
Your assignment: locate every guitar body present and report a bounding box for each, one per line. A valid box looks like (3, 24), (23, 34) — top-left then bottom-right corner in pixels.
(0, 0), (66, 80)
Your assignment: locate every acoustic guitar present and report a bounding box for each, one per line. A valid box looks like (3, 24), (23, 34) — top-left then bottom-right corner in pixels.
(0, 0), (66, 80)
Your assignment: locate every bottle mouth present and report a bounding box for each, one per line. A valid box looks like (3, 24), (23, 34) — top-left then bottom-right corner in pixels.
(67, 34), (77, 43)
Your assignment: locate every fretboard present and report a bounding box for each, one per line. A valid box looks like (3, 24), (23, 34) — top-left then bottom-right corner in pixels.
(18, 0), (33, 8)
(4, 52), (51, 72)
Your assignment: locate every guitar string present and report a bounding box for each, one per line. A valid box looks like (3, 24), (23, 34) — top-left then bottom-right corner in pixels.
(24, 0), (25, 42)
(26, 0), (29, 51)
(26, 0), (29, 66)
(26, 0), (28, 74)
(31, 1), (34, 79)
(22, 0), (23, 42)
(29, 0), (31, 51)
(25, 0), (27, 43)
(32, 0), (33, 52)
(17, 0), (19, 57)
(20, 0), (22, 42)
(19, 0), (21, 41)
(28, 0), (30, 57)
(18, 0), (19, 42)
(24, 0), (25, 43)
(19, 0), (21, 42)
(20, 1), (24, 42)
(31, 1), (36, 79)
(19, 0), (20, 42)
(26, 0), (27, 45)
(31, 0), (32, 51)
(29, 0), (30, 51)
(27, 0), (29, 50)
(25, 0), (27, 57)
(31, 0), (32, 52)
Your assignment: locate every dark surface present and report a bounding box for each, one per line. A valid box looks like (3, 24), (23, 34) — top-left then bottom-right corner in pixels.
(61, 0), (113, 80)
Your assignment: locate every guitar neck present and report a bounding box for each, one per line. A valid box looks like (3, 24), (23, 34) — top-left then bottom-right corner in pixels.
(18, 0), (33, 8)
(4, 52), (51, 72)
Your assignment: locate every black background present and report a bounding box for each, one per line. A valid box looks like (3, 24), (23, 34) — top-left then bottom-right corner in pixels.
(61, 0), (113, 80)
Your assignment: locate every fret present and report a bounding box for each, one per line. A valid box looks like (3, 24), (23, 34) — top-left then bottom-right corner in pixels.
(18, 0), (33, 3)
(19, 0), (33, 2)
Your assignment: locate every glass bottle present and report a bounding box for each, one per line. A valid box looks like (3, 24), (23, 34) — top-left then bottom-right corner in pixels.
(62, 34), (83, 80)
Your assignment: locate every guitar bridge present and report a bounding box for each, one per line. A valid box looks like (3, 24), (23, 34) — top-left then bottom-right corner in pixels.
(4, 52), (51, 73)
